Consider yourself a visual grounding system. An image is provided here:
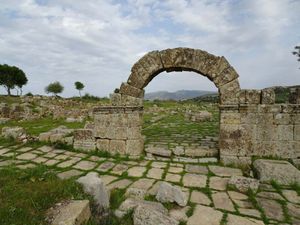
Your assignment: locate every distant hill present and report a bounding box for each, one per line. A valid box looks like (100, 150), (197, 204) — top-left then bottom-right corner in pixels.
(145, 90), (217, 101)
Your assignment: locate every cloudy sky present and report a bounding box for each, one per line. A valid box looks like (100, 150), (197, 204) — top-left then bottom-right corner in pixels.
(0, 0), (299, 97)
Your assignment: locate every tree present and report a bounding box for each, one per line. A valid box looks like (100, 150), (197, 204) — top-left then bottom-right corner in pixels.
(292, 46), (300, 68)
(45, 81), (64, 96)
(0, 64), (28, 96)
(74, 81), (85, 97)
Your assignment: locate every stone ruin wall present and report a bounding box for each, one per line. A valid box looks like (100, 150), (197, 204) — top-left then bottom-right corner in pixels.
(220, 89), (300, 165)
(73, 48), (300, 165)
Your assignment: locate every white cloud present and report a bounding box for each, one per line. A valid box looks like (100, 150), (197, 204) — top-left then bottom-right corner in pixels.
(0, 0), (299, 97)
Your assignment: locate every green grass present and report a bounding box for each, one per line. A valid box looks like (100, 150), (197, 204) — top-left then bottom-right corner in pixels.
(0, 117), (85, 136)
(0, 165), (90, 225)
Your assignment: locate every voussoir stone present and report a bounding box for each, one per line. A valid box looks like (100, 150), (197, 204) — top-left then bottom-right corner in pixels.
(228, 176), (259, 193)
(156, 182), (188, 206)
(253, 159), (300, 185)
(77, 172), (110, 212)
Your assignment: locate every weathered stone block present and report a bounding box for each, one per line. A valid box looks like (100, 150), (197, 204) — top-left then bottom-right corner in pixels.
(110, 140), (126, 154)
(127, 126), (142, 139)
(96, 139), (109, 151)
(73, 129), (96, 151)
(278, 125), (294, 141)
(110, 93), (122, 106)
(74, 129), (93, 141)
(220, 112), (241, 124)
(129, 50), (163, 88)
(245, 89), (261, 104)
(219, 79), (240, 105)
(213, 66), (239, 87)
(160, 47), (195, 70)
(253, 159), (300, 185)
(274, 113), (291, 125)
(127, 112), (143, 127)
(295, 125), (300, 141)
(261, 88), (275, 104)
(119, 82), (144, 98)
(126, 139), (144, 156)
(121, 94), (143, 106)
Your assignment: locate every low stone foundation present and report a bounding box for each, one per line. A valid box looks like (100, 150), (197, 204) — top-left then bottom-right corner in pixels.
(93, 106), (144, 156)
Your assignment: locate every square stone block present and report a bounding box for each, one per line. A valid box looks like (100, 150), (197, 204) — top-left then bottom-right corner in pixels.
(126, 139), (144, 156)
(96, 139), (109, 151)
(110, 140), (126, 155)
(119, 82), (144, 98)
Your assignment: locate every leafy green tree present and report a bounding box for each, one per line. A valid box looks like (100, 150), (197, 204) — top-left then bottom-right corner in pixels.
(0, 64), (28, 96)
(293, 46), (300, 68)
(45, 81), (64, 96)
(74, 81), (85, 97)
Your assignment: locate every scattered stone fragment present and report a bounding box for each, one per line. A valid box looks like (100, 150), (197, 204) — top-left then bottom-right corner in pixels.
(156, 182), (187, 206)
(182, 173), (207, 188)
(125, 188), (146, 200)
(57, 170), (82, 180)
(127, 166), (146, 177)
(190, 190), (211, 205)
(49, 200), (91, 225)
(77, 172), (110, 212)
(212, 192), (235, 212)
(227, 214), (264, 225)
(253, 159), (300, 185)
(118, 198), (167, 216)
(209, 176), (229, 191)
(133, 205), (179, 225)
(208, 165), (243, 177)
(187, 204), (223, 225)
(228, 176), (259, 193)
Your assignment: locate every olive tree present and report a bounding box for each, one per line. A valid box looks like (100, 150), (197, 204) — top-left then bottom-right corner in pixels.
(0, 64), (28, 96)
(45, 81), (64, 96)
(74, 81), (85, 97)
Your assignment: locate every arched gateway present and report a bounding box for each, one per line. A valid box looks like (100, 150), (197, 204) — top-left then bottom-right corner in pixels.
(74, 48), (299, 166)
(118, 48), (240, 105)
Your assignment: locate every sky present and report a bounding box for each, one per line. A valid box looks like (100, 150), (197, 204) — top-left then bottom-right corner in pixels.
(0, 0), (299, 97)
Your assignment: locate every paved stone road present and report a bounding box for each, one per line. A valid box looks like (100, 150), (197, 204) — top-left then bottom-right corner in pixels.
(0, 145), (299, 225)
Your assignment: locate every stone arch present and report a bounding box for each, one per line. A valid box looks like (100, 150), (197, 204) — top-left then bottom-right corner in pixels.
(118, 48), (241, 105)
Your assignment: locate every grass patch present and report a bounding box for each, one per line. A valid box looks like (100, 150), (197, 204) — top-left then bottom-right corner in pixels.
(0, 117), (85, 136)
(0, 165), (89, 225)
(110, 188), (126, 210)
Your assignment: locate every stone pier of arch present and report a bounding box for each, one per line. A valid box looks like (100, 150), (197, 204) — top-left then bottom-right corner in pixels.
(74, 48), (300, 165)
